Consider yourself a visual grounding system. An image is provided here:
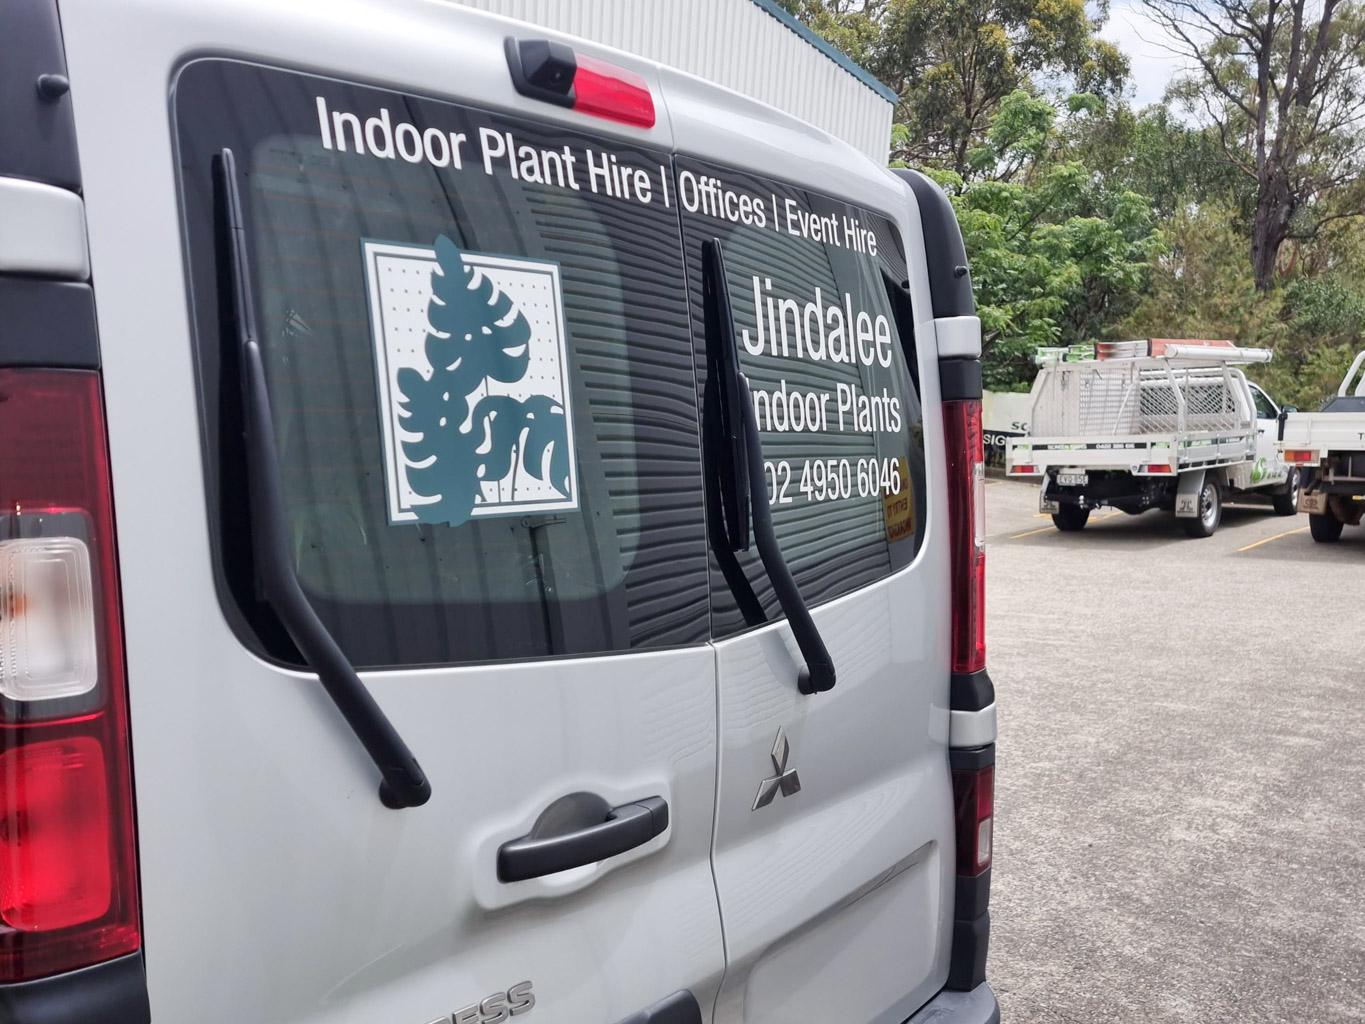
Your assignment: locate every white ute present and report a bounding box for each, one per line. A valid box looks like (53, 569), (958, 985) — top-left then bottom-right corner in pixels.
(0, 2), (999, 1023)
(1279, 349), (1365, 542)
(1006, 339), (1299, 537)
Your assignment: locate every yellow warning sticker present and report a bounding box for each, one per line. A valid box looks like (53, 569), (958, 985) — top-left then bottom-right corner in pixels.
(882, 457), (914, 543)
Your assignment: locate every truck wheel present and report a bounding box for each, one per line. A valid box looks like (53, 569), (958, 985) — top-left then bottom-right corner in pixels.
(1272, 468), (1300, 516)
(1309, 507), (1344, 543)
(1052, 505), (1090, 532)
(1182, 478), (1222, 538)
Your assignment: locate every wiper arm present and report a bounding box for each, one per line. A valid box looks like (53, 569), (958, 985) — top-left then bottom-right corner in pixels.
(702, 239), (835, 694)
(702, 241), (765, 627)
(214, 148), (431, 810)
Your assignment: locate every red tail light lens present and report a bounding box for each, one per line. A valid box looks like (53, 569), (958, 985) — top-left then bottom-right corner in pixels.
(952, 764), (994, 876)
(0, 370), (139, 982)
(1283, 449), (1316, 465)
(944, 400), (985, 674)
(572, 54), (656, 127)
(0, 737), (112, 932)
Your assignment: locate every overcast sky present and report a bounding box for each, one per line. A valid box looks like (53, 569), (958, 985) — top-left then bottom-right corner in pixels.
(1100, 0), (1197, 108)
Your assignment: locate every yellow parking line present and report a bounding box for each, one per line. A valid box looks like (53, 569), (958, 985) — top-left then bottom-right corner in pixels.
(1237, 525), (1308, 552)
(1010, 524), (1056, 539)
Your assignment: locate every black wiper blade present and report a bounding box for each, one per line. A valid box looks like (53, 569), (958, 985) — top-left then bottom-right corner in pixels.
(214, 147), (431, 810)
(702, 239), (835, 694)
(702, 241), (765, 627)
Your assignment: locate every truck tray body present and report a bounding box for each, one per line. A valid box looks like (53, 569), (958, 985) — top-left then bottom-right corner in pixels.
(1007, 357), (1255, 478)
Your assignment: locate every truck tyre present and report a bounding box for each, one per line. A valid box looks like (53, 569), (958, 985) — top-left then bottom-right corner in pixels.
(1272, 468), (1300, 516)
(1052, 505), (1090, 532)
(1309, 507), (1344, 543)
(1182, 478), (1222, 538)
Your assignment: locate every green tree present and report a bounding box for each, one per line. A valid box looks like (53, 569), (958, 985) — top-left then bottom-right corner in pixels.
(397, 236), (571, 526)
(1143, 0), (1365, 290)
(939, 95), (1163, 388)
(1059, 103), (1255, 221)
(779, 0), (1128, 176)
(877, 0), (1127, 174)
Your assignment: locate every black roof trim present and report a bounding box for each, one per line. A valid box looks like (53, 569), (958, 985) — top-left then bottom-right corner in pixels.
(893, 169), (974, 319)
(0, 0), (81, 191)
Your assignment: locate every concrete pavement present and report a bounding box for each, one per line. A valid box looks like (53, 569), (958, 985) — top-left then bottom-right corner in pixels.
(986, 477), (1365, 1022)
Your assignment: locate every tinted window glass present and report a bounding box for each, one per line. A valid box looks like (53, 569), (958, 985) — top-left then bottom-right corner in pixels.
(1251, 386), (1278, 419)
(676, 159), (927, 637)
(174, 60), (708, 667)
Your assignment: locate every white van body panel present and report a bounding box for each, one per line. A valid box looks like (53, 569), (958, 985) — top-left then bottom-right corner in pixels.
(659, 68), (956, 1024)
(60, 1), (725, 1021)
(55, 1), (961, 1022)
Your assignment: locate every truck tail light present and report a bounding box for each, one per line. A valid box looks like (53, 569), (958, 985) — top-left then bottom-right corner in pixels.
(944, 400), (985, 674)
(0, 370), (139, 982)
(1283, 449), (1316, 465)
(952, 763), (994, 876)
(1009, 464), (1036, 475)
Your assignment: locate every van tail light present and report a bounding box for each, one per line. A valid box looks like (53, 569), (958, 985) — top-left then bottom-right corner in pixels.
(952, 763), (994, 876)
(571, 55), (656, 127)
(944, 400), (985, 674)
(0, 369), (139, 982)
(506, 39), (656, 128)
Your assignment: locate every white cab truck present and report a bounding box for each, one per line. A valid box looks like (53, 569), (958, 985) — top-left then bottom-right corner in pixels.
(0, 2), (999, 1024)
(1279, 349), (1365, 542)
(1005, 340), (1299, 537)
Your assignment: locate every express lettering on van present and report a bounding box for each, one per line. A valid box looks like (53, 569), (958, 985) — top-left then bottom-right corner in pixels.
(425, 980), (535, 1024)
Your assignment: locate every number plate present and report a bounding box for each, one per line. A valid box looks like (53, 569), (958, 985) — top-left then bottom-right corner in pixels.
(1057, 472), (1088, 487)
(1299, 491), (1326, 514)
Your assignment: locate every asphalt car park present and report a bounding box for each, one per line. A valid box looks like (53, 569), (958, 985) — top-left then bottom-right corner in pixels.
(986, 476), (1365, 1023)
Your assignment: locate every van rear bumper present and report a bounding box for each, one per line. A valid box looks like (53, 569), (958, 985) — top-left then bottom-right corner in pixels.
(904, 982), (1000, 1024)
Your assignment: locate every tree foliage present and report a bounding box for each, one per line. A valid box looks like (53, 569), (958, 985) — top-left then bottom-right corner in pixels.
(780, 0), (1128, 174)
(1143, 0), (1365, 290)
(941, 96), (1164, 388)
(789, 0), (1365, 404)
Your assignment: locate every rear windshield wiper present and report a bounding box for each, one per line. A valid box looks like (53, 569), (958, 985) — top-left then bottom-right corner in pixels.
(214, 147), (431, 810)
(702, 239), (835, 694)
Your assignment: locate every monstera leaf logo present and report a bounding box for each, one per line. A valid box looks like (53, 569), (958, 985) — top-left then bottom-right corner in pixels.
(395, 236), (572, 526)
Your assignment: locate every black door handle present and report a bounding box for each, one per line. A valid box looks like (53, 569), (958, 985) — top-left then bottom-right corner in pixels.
(497, 794), (669, 882)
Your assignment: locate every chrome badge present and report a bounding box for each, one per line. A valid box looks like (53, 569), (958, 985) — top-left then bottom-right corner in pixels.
(752, 728), (802, 810)
(430, 980), (535, 1024)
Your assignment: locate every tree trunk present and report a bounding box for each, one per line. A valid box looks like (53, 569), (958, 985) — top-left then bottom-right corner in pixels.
(1250, 170), (1293, 291)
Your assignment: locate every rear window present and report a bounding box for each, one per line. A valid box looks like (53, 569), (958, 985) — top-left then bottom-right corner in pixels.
(675, 159), (927, 637)
(173, 60), (709, 667)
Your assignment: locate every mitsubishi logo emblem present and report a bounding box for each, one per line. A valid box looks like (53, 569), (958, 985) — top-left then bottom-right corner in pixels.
(752, 728), (801, 810)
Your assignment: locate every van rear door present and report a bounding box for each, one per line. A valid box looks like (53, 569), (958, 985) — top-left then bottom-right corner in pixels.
(665, 80), (956, 1022)
(59, 2), (724, 1021)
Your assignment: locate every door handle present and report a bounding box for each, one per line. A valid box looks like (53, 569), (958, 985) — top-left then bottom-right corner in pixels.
(497, 795), (669, 882)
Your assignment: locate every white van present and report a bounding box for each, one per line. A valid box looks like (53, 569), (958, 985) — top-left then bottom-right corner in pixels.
(0, 2), (997, 1022)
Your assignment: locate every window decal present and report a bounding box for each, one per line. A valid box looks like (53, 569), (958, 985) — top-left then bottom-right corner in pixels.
(363, 235), (579, 526)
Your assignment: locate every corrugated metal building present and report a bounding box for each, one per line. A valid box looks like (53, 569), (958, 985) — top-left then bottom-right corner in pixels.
(451, 0), (898, 162)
